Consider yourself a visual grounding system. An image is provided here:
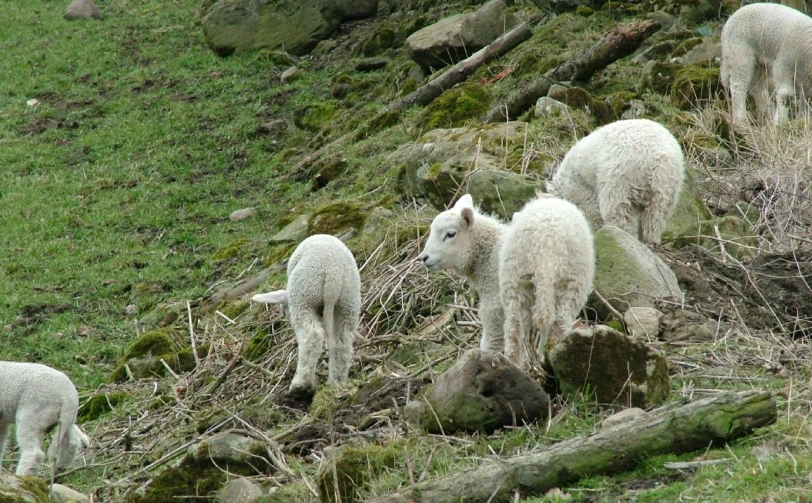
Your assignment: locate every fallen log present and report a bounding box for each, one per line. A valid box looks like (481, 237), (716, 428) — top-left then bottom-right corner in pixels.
(484, 19), (661, 123)
(390, 21), (533, 111)
(366, 390), (776, 503)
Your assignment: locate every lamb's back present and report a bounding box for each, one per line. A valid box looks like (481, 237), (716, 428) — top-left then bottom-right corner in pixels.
(286, 235), (360, 307)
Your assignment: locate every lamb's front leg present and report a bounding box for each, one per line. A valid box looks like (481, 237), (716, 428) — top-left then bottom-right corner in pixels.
(478, 296), (506, 354)
(15, 420), (46, 476)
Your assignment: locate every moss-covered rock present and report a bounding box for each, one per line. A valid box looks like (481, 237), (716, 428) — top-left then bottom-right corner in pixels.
(317, 443), (401, 503)
(545, 325), (671, 408)
(416, 82), (491, 131)
(547, 87), (616, 125)
(663, 168), (714, 242)
(670, 65), (722, 110)
(78, 391), (128, 421)
(354, 109), (401, 141)
(293, 101), (340, 132)
(405, 349), (550, 434)
(640, 61), (683, 95)
(360, 26), (396, 57)
(0, 474), (50, 503)
(588, 226), (682, 321)
(210, 238), (248, 262)
(308, 201), (367, 235)
(109, 328), (203, 383)
(465, 169), (538, 220)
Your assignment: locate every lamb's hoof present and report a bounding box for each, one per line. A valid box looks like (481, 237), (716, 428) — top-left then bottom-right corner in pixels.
(288, 383), (315, 400)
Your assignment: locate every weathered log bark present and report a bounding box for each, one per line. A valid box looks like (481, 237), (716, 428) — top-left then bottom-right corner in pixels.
(390, 22), (533, 111)
(484, 19), (661, 123)
(366, 390), (776, 503)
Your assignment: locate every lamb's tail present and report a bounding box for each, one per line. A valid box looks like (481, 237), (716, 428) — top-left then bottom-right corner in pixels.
(322, 275), (343, 344)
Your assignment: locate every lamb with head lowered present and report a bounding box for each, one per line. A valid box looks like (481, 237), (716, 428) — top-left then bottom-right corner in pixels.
(418, 194), (595, 369)
(0, 361), (91, 477)
(252, 234), (361, 395)
(547, 118), (685, 244)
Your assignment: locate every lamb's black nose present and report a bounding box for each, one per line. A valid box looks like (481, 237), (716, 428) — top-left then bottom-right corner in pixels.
(419, 253), (428, 263)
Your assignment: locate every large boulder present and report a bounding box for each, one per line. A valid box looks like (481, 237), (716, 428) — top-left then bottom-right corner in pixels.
(589, 226), (683, 320)
(663, 167), (713, 240)
(672, 215), (758, 261)
(545, 325), (671, 408)
(405, 349), (550, 434)
(200, 0), (378, 57)
(216, 478), (263, 503)
(406, 0), (519, 71)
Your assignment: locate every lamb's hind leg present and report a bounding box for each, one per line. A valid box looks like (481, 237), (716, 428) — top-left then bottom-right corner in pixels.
(289, 310), (325, 395)
(772, 62), (797, 124)
(502, 291), (532, 370)
(722, 46), (757, 124)
(14, 420), (46, 476)
(328, 303), (358, 385)
(0, 422), (9, 467)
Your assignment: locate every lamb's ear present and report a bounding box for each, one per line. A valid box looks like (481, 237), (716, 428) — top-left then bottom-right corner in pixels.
(252, 290), (288, 304)
(460, 206), (475, 229)
(453, 194), (474, 210)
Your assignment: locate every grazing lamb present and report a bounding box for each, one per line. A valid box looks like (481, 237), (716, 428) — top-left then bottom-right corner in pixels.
(547, 119), (684, 244)
(0, 361), (91, 477)
(499, 195), (595, 369)
(419, 194), (508, 354)
(721, 3), (812, 125)
(252, 234), (361, 395)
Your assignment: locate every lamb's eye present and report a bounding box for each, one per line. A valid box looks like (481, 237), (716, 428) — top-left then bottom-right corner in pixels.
(445, 231), (456, 240)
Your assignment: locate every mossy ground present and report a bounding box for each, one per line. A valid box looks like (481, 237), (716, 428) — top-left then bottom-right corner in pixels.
(2, 1), (810, 502)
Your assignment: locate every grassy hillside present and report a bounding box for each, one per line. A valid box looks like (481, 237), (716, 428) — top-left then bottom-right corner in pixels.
(1, 0), (811, 502)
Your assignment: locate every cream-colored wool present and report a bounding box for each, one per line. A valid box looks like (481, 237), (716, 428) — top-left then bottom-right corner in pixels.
(0, 361), (91, 477)
(252, 234), (361, 395)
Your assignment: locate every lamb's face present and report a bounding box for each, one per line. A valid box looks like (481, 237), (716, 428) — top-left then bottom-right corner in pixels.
(418, 195), (476, 273)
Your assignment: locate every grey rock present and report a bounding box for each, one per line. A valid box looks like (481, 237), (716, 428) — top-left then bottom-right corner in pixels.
(624, 307), (663, 340)
(547, 83), (569, 96)
(545, 325), (671, 408)
(64, 0), (103, 20)
(535, 97), (569, 117)
(280, 66), (303, 84)
(621, 99), (646, 120)
(50, 484), (90, 503)
(589, 226), (683, 320)
(187, 432), (265, 466)
(355, 57), (390, 72)
(671, 38), (721, 66)
(217, 478), (263, 503)
(271, 215), (309, 242)
(229, 207), (256, 222)
(201, 0), (378, 57)
(406, 0), (518, 70)
(406, 349), (550, 434)
(362, 207), (394, 236)
(660, 309), (719, 343)
(465, 169), (537, 220)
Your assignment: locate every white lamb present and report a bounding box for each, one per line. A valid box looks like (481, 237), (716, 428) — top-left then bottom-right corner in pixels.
(252, 234), (361, 395)
(419, 195), (507, 355)
(499, 195), (595, 369)
(721, 3), (812, 125)
(418, 194), (595, 369)
(0, 361), (91, 477)
(547, 119), (684, 244)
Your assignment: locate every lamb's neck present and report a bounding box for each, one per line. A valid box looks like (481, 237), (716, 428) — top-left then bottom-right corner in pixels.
(464, 216), (505, 293)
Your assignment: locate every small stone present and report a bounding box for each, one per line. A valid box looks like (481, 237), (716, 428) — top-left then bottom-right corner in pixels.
(270, 215), (309, 242)
(229, 207), (256, 222)
(217, 478), (263, 503)
(601, 407), (645, 430)
(26, 99), (39, 107)
(362, 207), (394, 235)
(281, 66), (302, 84)
(64, 0), (103, 20)
(623, 307), (663, 339)
(53, 332), (64, 340)
(621, 99), (646, 120)
(3, 324), (12, 332)
(355, 57), (390, 72)
(125, 304), (138, 315)
(535, 97), (569, 117)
